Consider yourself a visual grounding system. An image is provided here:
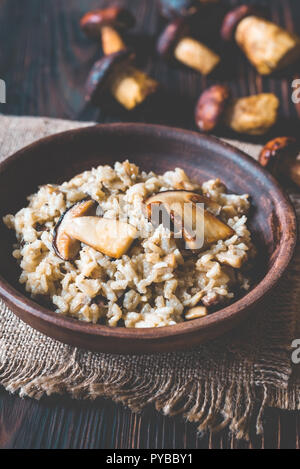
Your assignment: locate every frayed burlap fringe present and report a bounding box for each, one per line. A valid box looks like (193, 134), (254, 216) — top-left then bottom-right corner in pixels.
(0, 338), (275, 440)
(0, 115), (299, 441)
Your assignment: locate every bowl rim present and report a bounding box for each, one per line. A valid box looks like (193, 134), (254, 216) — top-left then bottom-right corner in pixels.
(0, 122), (297, 342)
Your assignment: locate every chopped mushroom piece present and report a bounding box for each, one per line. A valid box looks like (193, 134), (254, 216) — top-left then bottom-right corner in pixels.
(53, 199), (97, 261)
(145, 190), (233, 250)
(63, 216), (137, 259)
(185, 306), (208, 320)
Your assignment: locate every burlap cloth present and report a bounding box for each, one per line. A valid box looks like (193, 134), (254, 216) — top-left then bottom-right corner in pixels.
(0, 115), (299, 440)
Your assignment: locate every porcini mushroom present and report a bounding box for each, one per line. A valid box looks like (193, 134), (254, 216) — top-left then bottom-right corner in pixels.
(195, 86), (279, 135)
(224, 93), (279, 136)
(145, 190), (233, 250)
(62, 217), (138, 259)
(85, 48), (159, 110)
(195, 84), (231, 133)
(53, 199), (137, 260)
(80, 6), (135, 55)
(81, 9), (159, 111)
(53, 199), (97, 261)
(157, 17), (220, 75)
(259, 136), (300, 188)
(221, 5), (300, 75)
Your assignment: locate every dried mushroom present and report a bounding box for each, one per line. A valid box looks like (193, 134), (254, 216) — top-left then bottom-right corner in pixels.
(224, 93), (279, 135)
(85, 49), (159, 111)
(195, 88), (279, 136)
(145, 190), (233, 250)
(157, 17), (220, 75)
(259, 137), (300, 188)
(81, 7), (159, 111)
(230, 12), (300, 75)
(195, 84), (231, 133)
(53, 199), (97, 261)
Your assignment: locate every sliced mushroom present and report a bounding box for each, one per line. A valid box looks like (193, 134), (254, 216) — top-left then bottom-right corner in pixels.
(63, 216), (137, 259)
(185, 306), (208, 320)
(146, 190), (221, 215)
(145, 190), (233, 250)
(53, 199), (97, 261)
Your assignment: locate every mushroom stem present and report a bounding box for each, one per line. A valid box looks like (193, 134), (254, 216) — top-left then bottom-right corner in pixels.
(101, 26), (126, 55)
(110, 66), (159, 110)
(174, 37), (220, 75)
(224, 94), (279, 135)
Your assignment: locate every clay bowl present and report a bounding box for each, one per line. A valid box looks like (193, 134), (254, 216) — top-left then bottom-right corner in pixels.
(0, 124), (296, 353)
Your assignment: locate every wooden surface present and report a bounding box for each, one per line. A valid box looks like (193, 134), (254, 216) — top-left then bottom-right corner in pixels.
(0, 0), (299, 449)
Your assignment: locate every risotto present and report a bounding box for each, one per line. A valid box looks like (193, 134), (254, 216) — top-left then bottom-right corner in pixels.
(3, 160), (255, 328)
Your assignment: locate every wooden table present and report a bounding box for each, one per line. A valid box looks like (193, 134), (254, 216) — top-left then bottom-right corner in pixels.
(0, 0), (299, 449)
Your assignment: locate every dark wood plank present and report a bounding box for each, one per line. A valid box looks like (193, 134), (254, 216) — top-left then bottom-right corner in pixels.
(0, 0), (299, 449)
(0, 386), (299, 449)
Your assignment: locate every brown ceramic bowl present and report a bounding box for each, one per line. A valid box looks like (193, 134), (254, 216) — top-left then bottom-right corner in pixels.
(0, 124), (296, 353)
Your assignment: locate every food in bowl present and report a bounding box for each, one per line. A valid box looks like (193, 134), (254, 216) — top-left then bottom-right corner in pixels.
(3, 160), (255, 328)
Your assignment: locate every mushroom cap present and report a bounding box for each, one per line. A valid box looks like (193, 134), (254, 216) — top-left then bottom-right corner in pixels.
(80, 7), (136, 40)
(157, 17), (189, 59)
(85, 48), (135, 104)
(258, 136), (298, 176)
(157, 0), (199, 20)
(195, 84), (231, 133)
(220, 5), (263, 42)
